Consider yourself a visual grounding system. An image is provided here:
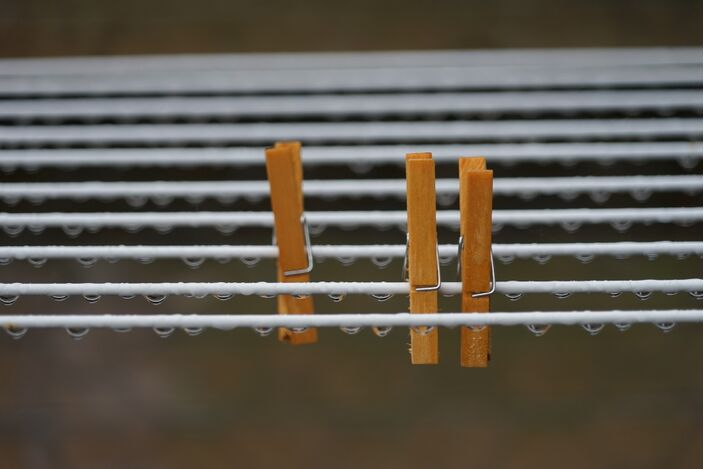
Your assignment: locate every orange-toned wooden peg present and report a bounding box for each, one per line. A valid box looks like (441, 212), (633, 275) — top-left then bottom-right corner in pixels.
(265, 141), (317, 345)
(458, 157), (493, 367)
(405, 152), (440, 364)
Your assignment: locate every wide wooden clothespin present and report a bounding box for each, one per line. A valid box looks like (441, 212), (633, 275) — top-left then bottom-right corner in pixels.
(458, 157), (493, 367)
(405, 153), (440, 365)
(265, 141), (317, 345)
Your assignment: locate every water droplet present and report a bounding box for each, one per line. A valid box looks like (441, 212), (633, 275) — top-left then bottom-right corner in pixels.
(66, 327), (89, 340)
(240, 257), (261, 267)
(372, 326), (392, 337)
(77, 257), (98, 268)
(259, 294), (276, 299)
(371, 257), (393, 269)
(371, 293), (393, 302)
(498, 254), (515, 265)
(492, 223), (504, 234)
(581, 323), (605, 335)
(526, 324), (551, 337)
(559, 191), (579, 201)
(119, 294), (136, 300)
(153, 195), (174, 206)
(655, 322), (676, 333)
(336, 256), (356, 266)
(4, 325), (27, 339)
(137, 257), (154, 265)
(215, 257), (231, 264)
(112, 327), (132, 333)
(183, 257), (205, 268)
(436, 193), (458, 207)
(0, 257), (13, 266)
(614, 322), (632, 332)
(532, 254), (552, 265)
(411, 326), (435, 336)
(50, 294), (69, 302)
(350, 162), (372, 174)
(27, 225), (45, 235)
(308, 224), (326, 236)
(588, 191), (611, 204)
(62, 225), (83, 237)
(608, 291), (622, 298)
(327, 293), (345, 303)
(145, 294), (167, 305)
(289, 327), (308, 334)
(83, 294), (101, 304)
(468, 325), (486, 332)
(611, 220), (632, 233)
(293, 294), (309, 300)
(553, 292), (571, 300)
(3, 225), (24, 237)
(675, 252), (690, 261)
(630, 189), (652, 202)
(689, 291), (703, 300)
(153, 327), (175, 338)
(340, 326), (361, 335)
(645, 253), (658, 261)
(635, 291), (652, 301)
(560, 221), (582, 233)
(214, 293), (233, 301)
(575, 253), (594, 264)
(254, 327), (273, 337)
(215, 224), (237, 235)
(505, 293), (523, 302)
(0, 295), (19, 306)
(438, 256), (454, 266)
(27, 257), (47, 268)
(126, 195), (147, 207)
(184, 327), (204, 336)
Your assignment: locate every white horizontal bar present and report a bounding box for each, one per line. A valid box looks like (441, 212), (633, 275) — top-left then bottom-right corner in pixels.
(1, 310), (701, 330)
(0, 241), (699, 260)
(1, 175), (699, 200)
(1, 142), (699, 168)
(0, 279), (700, 296)
(2, 48), (698, 76)
(2, 90), (700, 120)
(0, 208), (699, 228)
(1, 119), (699, 145)
(0, 65), (699, 96)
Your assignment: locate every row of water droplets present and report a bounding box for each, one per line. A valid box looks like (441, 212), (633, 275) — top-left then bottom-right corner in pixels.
(1, 290), (702, 307)
(1, 322), (681, 341)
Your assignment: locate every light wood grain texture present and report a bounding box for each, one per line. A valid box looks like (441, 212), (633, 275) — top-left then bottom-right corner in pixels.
(265, 141), (317, 345)
(405, 152), (439, 364)
(459, 157), (493, 367)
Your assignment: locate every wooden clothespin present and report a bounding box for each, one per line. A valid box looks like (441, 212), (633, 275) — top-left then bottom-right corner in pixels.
(265, 141), (317, 345)
(458, 157), (493, 367)
(405, 153), (440, 364)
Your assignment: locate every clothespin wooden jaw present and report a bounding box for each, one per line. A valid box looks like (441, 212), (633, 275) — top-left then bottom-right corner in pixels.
(265, 141), (317, 345)
(405, 152), (440, 365)
(458, 157), (493, 367)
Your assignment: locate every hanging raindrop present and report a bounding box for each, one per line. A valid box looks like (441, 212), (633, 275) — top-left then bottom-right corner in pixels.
(372, 326), (392, 337)
(214, 293), (233, 301)
(4, 326), (27, 339)
(145, 294), (167, 305)
(50, 294), (69, 302)
(630, 189), (653, 202)
(308, 224), (326, 236)
(0, 295), (19, 306)
(608, 291), (623, 298)
(183, 257), (205, 269)
(66, 327), (90, 340)
(581, 323), (605, 335)
(327, 293), (345, 303)
(340, 326), (362, 335)
(371, 257), (393, 269)
(215, 224), (237, 235)
(254, 327), (273, 337)
(497, 254), (515, 265)
(0, 257), (12, 266)
(153, 327), (175, 338)
(27, 225), (45, 235)
(560, 221), (582, 234)
(468, 325), (486, 332)
(83, 294), (101, 304)
(655, 322), (676, 333)
(689, 291), (703, 300)
(526, 324), (551, 337)
(126, 195), (148, 208)
(77, 257), (98, 268)
(575, 253), (594, 264)
(492, 223), (504, 233)
(371, 293), (393, 302)
(62, 225), (83, 237)
(27, 257), (47, 268)
(438, 256), (454, 266)
(3, 225), (24, 237)
(634, 291), (652, 301)
(137, 257), (154, 265)
(553, 292), (572, 300)
(112, 327), (132, 333)
(336, 256), (356, 266)
(532, 254), (552, 265)
(588, 191), (611, 204)
(504, 293), (523, 302)
(184, 327), (204, 336)
(119, 294), (136, 300)
(411, 326), (435, 336)
(436, 192), (458, 207)
(614, 322), (632, 332)
(611, 220), (632, 233)
(240, 257), (261, 268)
(289, 327), (308, 334)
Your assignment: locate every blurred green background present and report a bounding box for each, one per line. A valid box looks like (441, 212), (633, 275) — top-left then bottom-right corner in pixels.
(0, 0), (702, 468)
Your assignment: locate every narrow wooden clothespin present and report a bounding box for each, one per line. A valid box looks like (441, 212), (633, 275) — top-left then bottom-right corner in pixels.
(458, 157), (493, 367)
(405, 152), (440, 364)
(265, 141), (317, 345)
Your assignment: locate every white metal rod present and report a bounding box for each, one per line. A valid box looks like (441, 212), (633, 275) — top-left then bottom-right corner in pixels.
(0, 279), (700, 296)
(1, 175), (699, 200)
(0, 242), (700, 260)
(1, 310), (701, 329)
(1, 142), (699, 168)
(1, 90), (700, 120)
(0, 208), (700, 228)
(0, 65), (698, 96)
(1, 119), (699, 145)
(2, 48), (698, 76)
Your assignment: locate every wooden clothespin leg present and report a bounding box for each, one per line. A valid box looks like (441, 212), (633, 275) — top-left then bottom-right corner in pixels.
(265, 141), (317, 345)
(406, 153), (439, 364)
(459, 157), (493, 367)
